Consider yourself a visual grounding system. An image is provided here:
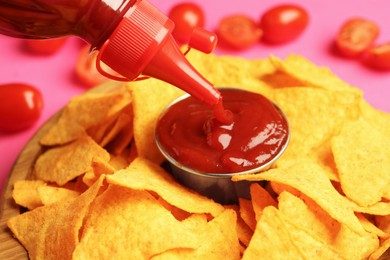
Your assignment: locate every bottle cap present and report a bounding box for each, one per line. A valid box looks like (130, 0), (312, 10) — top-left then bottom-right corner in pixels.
(98, 0), (221, 106)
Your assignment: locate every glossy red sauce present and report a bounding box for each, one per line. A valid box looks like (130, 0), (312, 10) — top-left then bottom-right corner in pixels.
(156, 89), (289, 174)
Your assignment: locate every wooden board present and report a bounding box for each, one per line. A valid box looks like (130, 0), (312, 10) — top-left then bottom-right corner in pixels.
(0, 111), (57, 259)
(0, 82), (123, 259)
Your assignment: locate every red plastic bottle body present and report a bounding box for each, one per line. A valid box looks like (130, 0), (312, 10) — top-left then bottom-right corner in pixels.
(0, 0), (136, 48)
(0, 0), (221, 106)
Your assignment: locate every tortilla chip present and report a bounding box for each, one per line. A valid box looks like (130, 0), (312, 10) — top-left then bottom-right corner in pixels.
(40, 85), (131, 146)
(360, 99), (390, 137)
(109, 148), (135, 169)
(271, 87), (360, 161)
(34, 135), (110, 185)
(82, 156), (117, 186)
(331, 117), (390, 206)
(314, 139), (340, 182)
(242, 206), (303, 259)
(157, 197), (191, 221)
(127, 78), (184, 164)
(224, 205), (253, 248)
(369, 238), (390, 260)
(73, 185), (208, 259)
(233, 158), (366, 235)
(7, 176), (104, 260)
(356, 213), (390, 239)
(249, 183), (277, 221)
(236, 213), (254, 248)
(37, 185), (80, 205)
(238, 198), (256, 231)
(270, 54), (362, 94)
(151, 209), (240, 259)
(99, 104), (133, 146)
(106, 157), (224, 217)
(278, 191), (379, 259)
(353, 201), (390, 216)
(12, 180), (45, 210)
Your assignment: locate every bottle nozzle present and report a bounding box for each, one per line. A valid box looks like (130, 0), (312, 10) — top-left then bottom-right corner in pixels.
(98, 0), (221, 106)
(143, 35), (221, 106)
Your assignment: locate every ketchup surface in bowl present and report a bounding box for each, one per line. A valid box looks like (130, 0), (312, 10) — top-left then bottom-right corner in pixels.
(156, 89), (289, 174)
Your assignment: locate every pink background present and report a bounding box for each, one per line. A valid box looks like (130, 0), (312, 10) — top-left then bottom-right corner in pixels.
(1, 0), (390, 193)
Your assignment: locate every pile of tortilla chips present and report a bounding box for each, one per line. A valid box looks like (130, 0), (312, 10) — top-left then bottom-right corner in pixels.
(7, 51), (390, 259)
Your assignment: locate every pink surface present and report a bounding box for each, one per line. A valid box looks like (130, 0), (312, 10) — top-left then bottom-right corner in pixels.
(1, 0), (390, 193)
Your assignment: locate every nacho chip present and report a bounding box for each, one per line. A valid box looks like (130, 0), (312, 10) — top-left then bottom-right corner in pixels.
(242, 206), (303, 259)
(353, 201), (390, 216)
(238, 198), (256, 231)
(128, 78), (184, 164)
(278, 192), (379, 259)
(270, 54), (362, 94)
(369, 238), (390, 260)
(186, 50), (275, 98)
(34, 135), (110, 185)
(233, 158), (366, 235)
(7, 176), (103, 260)
(331, 117), (390, 206)
(40, 85), (131, 146)
(236, 213), (254, 248)
(249, 183), (277, 221)
(106, 157), (224, 217)
(12, 180), (45, 210)
(151, 209), (240, 259)
(109, 147), (136, 169)
(314, 139), (340, 182)
(356, 213), (390, 239)
(271, 87), (360, 161)
(37, 185), (80, 205)
(73, 185), (208, 259)
(99, 104), (133, 147)
(360, 99), (390, 138)
(157, 197), (191, 221)
(82, 157), (116, 186)
(224, 205), (253, 248)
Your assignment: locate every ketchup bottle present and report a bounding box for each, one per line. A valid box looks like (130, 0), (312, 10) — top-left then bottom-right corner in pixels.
(0, 0), (221, 105)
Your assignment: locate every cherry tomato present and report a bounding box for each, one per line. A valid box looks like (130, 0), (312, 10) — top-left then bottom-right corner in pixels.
(76, 45), (113, 88)
(168, 2), (205, 43)
(216, 15), (262, 50)
(364, 43), (390, 71)
(260, 4), (309, 44)
(24, 38), (67, 55)
(336, 18), (380, 58)
(0, 83), (43, 132)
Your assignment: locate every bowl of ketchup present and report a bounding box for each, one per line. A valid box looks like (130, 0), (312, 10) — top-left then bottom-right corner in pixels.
(155, 88), (290, 204)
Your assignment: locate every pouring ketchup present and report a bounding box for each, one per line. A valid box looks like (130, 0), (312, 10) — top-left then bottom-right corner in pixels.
(156, 89), (289, 174)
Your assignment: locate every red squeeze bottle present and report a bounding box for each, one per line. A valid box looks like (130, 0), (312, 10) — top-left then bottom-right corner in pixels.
(0, 0), (221, 105)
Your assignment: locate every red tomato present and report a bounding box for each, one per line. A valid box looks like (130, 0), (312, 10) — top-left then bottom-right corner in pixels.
(0, 83), (43, 132)
(260, 4), (309, 44)
(364, 43), (390, 71)
(24, 38), (67, 55)
(168, 3), (205, 43)
(336, 18), (380, 58)
(216, 15), (262, 50)
(76, 45), (112, 87)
